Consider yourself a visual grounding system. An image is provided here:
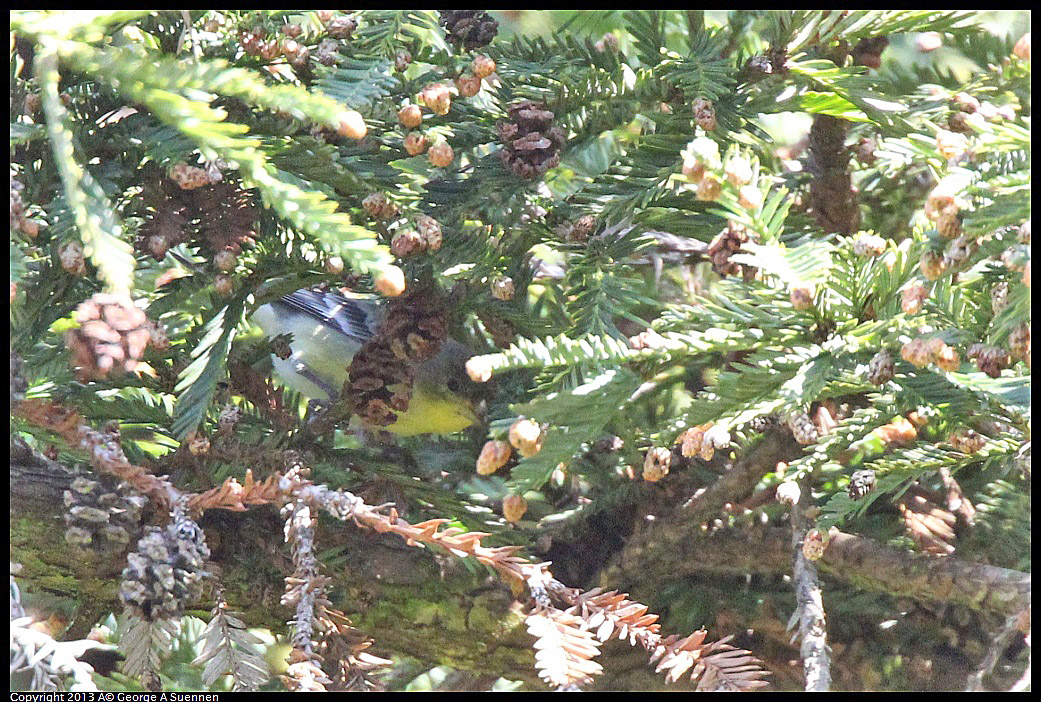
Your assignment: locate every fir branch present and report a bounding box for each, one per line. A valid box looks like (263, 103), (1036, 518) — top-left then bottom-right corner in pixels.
(35, 49), (135, 296)
(525, 607), (604, 689)
(192, 595), (270, 691)
(119, 615), (177, 691)
(54, 39), (394, 275)
(171, 298), (247, 440)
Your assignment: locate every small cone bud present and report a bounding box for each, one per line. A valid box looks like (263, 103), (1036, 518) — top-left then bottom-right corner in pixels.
(934, 344), (960, 372)
(214, 274), (234, 297)
(509, 418), (544, 457)
(325, 255), (344, 274)
(776, 481), (801, 506)
(455, 73), (481, 98)
(419, 83), (452, 115)
(374, 266), (406, 297)
(935, 129), (968, 160)
(802, 528), (827, 561)
(696, 176), (721, 202)
(477, 440), (512, 475)
(919, 251), (946, 280)
(394, 49), (412, 72)
(416, 215), (442, 251)
(738, 184), (763, 211)
(398, 104), (422, 128)
(428, 141), (454, 168)
(901, 338), (931, 368)
(472, 55), (496, 80)
(725, 156), (753, 187)
(391, 230), (425, 258)
(867, 350), (895, 385)
(466, 356), (493, 383)
(789, 285), (814, 311)
(214, 249), (237, 272)
(642, 447), (672, 482)
(900, 284), (928, 315)
(853, 233), (886, 258)
(404, 131), (429, 156)
(491, 276), (515, 301)
(188, 434), (211, 456)
(59, 241), (87, 275)
(503, 494), (527, 523)
(681, 156), (706, 183)
(337, 110), (367, 139)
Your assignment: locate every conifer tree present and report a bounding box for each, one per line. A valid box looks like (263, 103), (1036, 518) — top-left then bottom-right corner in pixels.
(11, 10), (1030, 692)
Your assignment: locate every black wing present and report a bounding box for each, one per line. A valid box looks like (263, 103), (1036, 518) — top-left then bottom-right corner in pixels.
(275, 289), (378, 345)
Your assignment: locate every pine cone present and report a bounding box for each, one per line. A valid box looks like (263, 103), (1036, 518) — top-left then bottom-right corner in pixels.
(191, 181), (258, 254)
(642, 447), (672, 482)
(707, 222), (752, 277)
(975, 345), (1010, 378)
(787, 411), (820, 445)
(851, 36), (889, 69)
(66, 294), (153, 381)
(345, 345), (415, 427)
(847, 469), (876, 500)
(120, 516), (210, 621)
(498, 101), (566, 180)
(64, 472), (146, 557)
(345, 283), (449, 426)
(1008, 323), (1030, 362)
(138, 177), (256, 257)
(380, 286), (448, 363)
(867, 350), (895, 385)
(439, 10), (498, 50)
(747, 413), (781, 433)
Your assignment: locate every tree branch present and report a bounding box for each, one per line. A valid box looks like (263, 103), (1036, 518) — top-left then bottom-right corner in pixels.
(603, 522), (1030, 618)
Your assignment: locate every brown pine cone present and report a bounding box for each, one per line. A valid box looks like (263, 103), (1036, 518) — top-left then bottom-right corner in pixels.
(120, 517), (210, 621)
(184, 180), (257, 254)
(345, 345), (415, 427)
(344, 283), (450, 426)
(380, 285), (449, 363)
(66, 294), (153, 381)
(707, 222), (751, 277)
(439, 10), (498, 50)
(498, 101), (566, 180)
(867, 350), (895, 385)
(975, 345), (1011, 378)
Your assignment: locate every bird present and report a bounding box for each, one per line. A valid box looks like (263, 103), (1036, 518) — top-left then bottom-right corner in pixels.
(251, 287), (478, 435)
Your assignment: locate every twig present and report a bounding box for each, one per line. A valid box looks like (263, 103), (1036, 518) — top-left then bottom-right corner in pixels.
(177, 10), (202, 60)
(789, 481), (830, 691)
(965, 608), (1029, 691)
